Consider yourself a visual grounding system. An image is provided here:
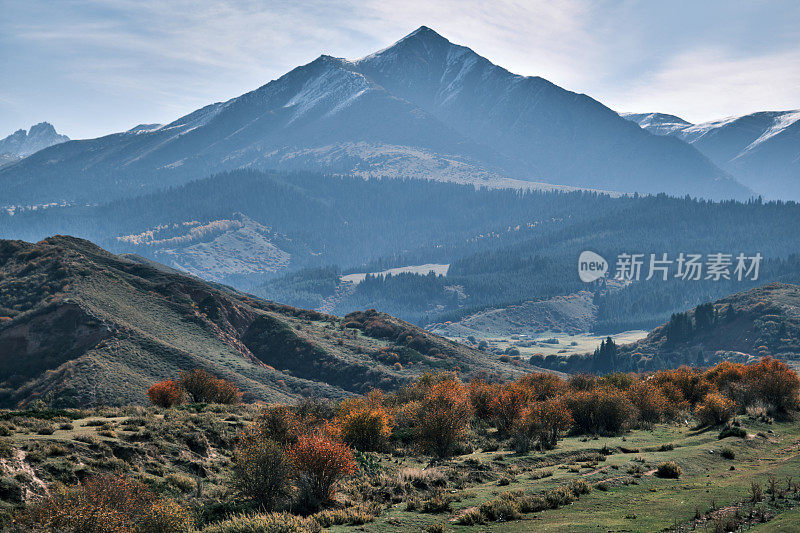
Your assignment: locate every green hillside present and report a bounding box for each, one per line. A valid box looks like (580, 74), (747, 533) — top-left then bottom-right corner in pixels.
(534, 282), (800, 373)
(0, 236), (528, 408)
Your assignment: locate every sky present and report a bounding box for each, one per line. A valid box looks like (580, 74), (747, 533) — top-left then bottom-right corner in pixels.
(1, 0), (799, 139)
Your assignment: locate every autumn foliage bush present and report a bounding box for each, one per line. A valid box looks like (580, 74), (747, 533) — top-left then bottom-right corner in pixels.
(287, 435), (357, 510)
(511, 398), (573, 452)
(743, 357), (800, 414)
(253, 405), (302, 446)
(336, 391), (393, 451)
(695, 392), (736, 427)
(652, 366), (713, 407)
(179, 369), (241, 404)
(147, 369), (240, 407)
(21, 474), (192, 532)
(627, 380), (673, 425)
(563, 386), (637, 435)
(468, 379), (500, 421)
(415, 378), (472, 457)
(231, 425), (292, 509)
(490, 384), (532, 436)
(147, 380), (185, 408)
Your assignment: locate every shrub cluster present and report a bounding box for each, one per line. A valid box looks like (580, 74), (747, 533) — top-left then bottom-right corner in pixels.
(20, 474), (192, 532)
(459, 480), (591, 525)
(231, 406), (357, 512)
(147, 369), (241, 407)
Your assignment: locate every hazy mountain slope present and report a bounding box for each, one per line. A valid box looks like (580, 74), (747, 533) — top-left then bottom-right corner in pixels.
(0, 55), (496, 205)
(355, 27), (746, 198)
(0, 122), (68, 157)
(0, 236), (528, 408)
(624, 110), (800, 200)
(0, 154), (20, 169)
(0, 28), (749, 205)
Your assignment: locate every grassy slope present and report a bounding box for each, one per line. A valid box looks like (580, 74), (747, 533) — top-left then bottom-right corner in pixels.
(0, 236), (529, 408)
(343, 419), (800, 532)
(626, 283), (800, 361)
(537, 282), (800, 374)
(2, 407), (798, 531)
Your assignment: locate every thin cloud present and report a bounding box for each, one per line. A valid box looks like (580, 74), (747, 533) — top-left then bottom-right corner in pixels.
(614, 47), (800, 122)
(0, 0), (798, 137)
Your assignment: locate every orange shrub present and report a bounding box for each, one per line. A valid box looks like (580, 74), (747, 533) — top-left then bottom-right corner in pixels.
(627, 380), (672, 424)
(568, 374), (597, 391)
(694, 392), (735, 426)
(516, 372), (567, 401)
(179, 368), (240, 404)
(564, 386), (637, 435)
(490, 383), (532, 435)
(21, 474), (191, 532)
(411, 371), (460, 395)
(146, 380), (185, 408)
(209, 377), (241, 404)
(704, 361), (745, 390)
(468, 379), (500, 421)
(416, 379), (472, 457)
(743, 357), (800, 414)
(180, 368), (215, 402)
(598, 372), (635, 391)
(288, 435), (357, 510)
(512, 398), (573, 452)
(336, 391), (393, 451)
(704, 361), (747, 405)
(652, 366), (712, 406)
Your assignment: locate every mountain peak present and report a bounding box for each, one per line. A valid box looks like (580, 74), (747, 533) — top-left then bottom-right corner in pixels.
(359, 26), (454, 63)
(393, 25), (452, 49)
(0, 122), (69, 158)
(28, 122), (58, 135)
(404, 25), (445, 40)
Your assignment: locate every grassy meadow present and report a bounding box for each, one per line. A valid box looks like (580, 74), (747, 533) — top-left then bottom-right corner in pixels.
(1, 359), (799, 532)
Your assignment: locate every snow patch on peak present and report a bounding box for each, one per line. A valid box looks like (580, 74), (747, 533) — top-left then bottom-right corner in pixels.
(621, 112), (693, 136)
(682, 115), (742, 135)
(127, 124), (164, 134)
(739, 110), (800, 155)
(283, 65), (374, 123)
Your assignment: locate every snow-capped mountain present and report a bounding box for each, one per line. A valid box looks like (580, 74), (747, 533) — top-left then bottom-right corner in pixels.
(0, 122), (69, 157)
(624, 110), (800, 200)
(0, 27), (749, 205)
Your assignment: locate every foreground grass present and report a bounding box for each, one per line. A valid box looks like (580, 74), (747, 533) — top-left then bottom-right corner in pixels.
(1, 404), (799, 531)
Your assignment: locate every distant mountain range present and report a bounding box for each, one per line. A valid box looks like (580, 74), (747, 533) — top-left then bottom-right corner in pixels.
(0, 27), (749, 205)
(0, 122), (68, 158)
(623, 110), (800, 200)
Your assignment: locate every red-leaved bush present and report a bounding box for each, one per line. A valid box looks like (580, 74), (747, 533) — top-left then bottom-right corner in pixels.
(287, 435), (357, 510)
(146, 380), (185, 408)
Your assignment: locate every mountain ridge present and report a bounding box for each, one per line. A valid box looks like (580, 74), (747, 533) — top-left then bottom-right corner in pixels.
(624, 109), (800, 200)
(0, 235), (531, 407)
(0, 27), (750, 205)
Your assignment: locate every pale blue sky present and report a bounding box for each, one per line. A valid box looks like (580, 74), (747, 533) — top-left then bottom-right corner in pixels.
(1, 0), (798, 139)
